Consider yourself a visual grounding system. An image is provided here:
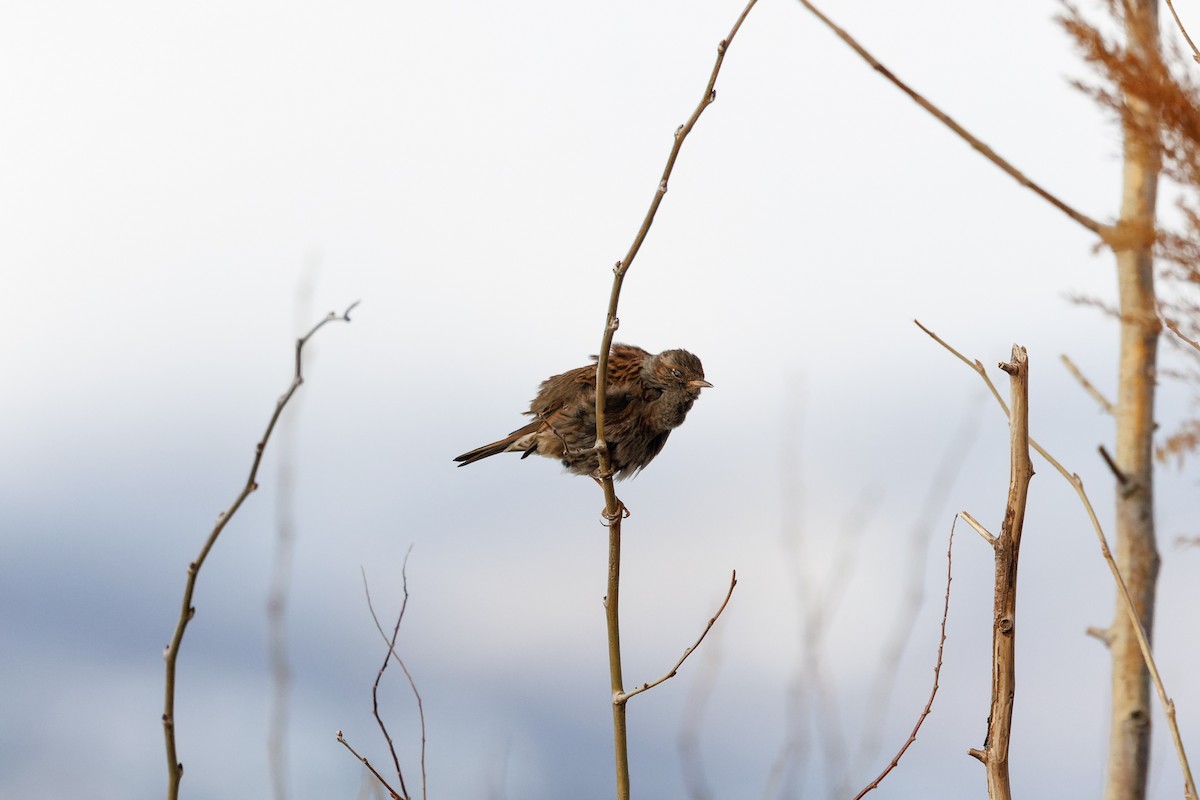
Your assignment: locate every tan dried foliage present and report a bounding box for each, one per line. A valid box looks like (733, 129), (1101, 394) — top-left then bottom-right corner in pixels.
(1062, 0), (1200, 463)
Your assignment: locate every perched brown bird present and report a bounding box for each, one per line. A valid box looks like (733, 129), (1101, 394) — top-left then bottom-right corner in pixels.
(454, 344), (711, 479)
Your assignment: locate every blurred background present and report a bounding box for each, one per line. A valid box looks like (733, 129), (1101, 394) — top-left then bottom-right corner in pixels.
(2, 1), (1197, 798)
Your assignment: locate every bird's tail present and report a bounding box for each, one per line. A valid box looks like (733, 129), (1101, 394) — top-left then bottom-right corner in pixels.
(453, 422), (540, 466)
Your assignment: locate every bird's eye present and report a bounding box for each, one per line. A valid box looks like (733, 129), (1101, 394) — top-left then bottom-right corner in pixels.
(672, 369), (683, 379)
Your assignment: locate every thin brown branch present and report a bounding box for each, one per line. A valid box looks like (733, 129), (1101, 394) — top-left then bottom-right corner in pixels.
(1061, 353), (1117, 415)
(590, 4), (760, 799)
(361, 548), (427, 800)
(338, 731), (404, 800)
(162, 301), (358, 800)
(1165, 0), (1200, 62)
(1099, 444), (1131, 485)
(917, 320), (1198, 800)
(849, 401), (983, 784)
(851, 516), (957, 800)
(795, 0), (1106, 236)
(593, 0), (759, 486)
(617, 571), (738, 704)
(964, 346), (1032, 800)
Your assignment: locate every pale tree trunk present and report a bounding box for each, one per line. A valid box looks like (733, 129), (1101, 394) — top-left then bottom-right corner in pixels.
(1105, 2), (1162, 799)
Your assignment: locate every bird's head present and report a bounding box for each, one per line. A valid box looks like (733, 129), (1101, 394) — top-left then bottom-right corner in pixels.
(648, 349), (712, 396)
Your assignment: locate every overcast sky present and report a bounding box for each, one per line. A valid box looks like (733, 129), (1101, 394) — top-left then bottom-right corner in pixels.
(3, 1), (1199, 799)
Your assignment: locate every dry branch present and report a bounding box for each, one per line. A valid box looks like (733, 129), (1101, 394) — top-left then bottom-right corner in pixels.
(161, 301), (358, 800)
(617, 571), (737, 704)
(1164, 316), (1200, 353)
(916, 320), (1197, 800)
(963, 346), (1033, 800)
(337, 731), (404, 800)
(848, 403), (983, 786)
(1165, 0), (1200, 62)
(795, 0), (1105, 236)
(1062, 353), (1117, 415)
(589, 3), (759, 798)
(960, 511), (997, 547)
(359, 549), (427, 800)
(851, 516), (957, 800)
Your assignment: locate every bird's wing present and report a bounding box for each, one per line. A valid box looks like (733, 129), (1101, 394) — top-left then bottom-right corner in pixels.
(528, 363), (596, 420)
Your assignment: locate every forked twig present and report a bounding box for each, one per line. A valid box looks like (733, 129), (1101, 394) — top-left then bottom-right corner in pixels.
(851, 516), (957, 800)
(359, 550), (427, 800)
(915, 319), (1197, 800)
(162, 301), (359, 800)
(617, 571), (738, 704)
(795, 0), (1105, 236)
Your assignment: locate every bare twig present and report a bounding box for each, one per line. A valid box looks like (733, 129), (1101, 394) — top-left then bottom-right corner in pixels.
(617, 572), (737, 703)
(338, 731), (404, 800)
(964, 346), (1033, 800)
(590, 4), (760, 799)
(1061, 353), (1116, 415)
(916, 320), (1198, 800)
(593, 0), (759, 488)
(849, 399), (983, 785)
(795, 0), (1105, 236)
(1165, 0), (1200, 62)
(361, 549), (427, 800)
(960, 511), (997, 546)
(851, 515), (957, 800)
(1099, 444), (1130, 485)
(162, 301), (359, 800)
(1164, 315), (1200, 353)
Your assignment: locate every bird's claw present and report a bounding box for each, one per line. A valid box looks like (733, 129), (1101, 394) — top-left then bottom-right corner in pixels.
(601, 501), (631, 525)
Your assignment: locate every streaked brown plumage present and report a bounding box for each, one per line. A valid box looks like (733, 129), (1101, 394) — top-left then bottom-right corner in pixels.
(454, 344), (711, 479)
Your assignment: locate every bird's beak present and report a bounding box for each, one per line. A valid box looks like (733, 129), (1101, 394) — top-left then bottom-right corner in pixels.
(688, 379), (713, 390)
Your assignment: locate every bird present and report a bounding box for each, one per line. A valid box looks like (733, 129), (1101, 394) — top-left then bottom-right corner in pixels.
(454, 344), (711, 479)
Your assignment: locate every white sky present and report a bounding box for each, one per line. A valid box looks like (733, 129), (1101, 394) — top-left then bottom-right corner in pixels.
(2, 1), (1198, 799)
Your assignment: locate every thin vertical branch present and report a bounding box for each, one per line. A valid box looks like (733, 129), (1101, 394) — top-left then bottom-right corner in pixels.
(162, 301), (359, 800)
(591, 3), (760, 799)
(851, 515), (958, 800)
(850, 400), (983, 782)
(965, 346), (1033, 800)
(917, 321), (1196, 800)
